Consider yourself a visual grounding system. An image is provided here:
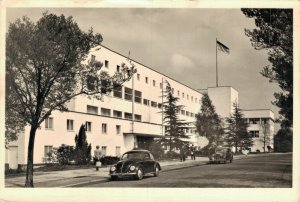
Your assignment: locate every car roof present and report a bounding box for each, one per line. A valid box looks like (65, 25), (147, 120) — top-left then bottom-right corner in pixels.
(125, 149), (150, 153)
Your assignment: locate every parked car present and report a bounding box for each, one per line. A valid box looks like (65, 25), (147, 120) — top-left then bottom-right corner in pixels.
(208, 147), (233, 164)
(109, 149), (161, 180)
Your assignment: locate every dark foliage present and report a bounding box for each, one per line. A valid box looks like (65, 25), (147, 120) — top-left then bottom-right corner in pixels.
(55, 144), (75, 165)
(195, 93), (224, 149)
(74, 125), (92, 165)
(274, 128), (293, 152)
(225, 102), (253, 153)
(100, 156), (120, 165)
(242, 9), (293, 128)
(160, 81), (189, 151)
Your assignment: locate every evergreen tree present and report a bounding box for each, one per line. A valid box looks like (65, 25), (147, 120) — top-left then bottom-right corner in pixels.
(161, 81), (189, 152)
(225, 102), (252, 153)
(274, 128), (293, 152)
(242, 9), (293, 128)
(74, 124), (92, 165)
(195, 93), (224, 151)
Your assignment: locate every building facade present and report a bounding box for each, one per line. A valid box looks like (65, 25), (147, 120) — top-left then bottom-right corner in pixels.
(242, 109), (275, 152)
(5, 46), (275, 169)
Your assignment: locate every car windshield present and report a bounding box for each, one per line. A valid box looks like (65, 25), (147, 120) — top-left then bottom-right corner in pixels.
(121, 152), (145, 160)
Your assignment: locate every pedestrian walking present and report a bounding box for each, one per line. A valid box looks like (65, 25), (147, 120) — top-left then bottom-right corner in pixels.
(180, 145), (186, 162)
(94, 145), (102, 171)
(190, 144), (196, 160)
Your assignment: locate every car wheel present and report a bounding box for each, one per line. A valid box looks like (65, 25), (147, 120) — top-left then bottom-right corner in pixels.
(230, 159), (233, 163)
(110, 176), (118, 181)
(136, 167), (144, 180)
(154, 166), (160, 177)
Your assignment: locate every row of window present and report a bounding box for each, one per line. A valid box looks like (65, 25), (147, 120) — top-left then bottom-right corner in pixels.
(246, 118), (270, 124)
(100, 58), (200, 104)
(45, 117), (122, 135)
(87, 105), (142, 121)
(44, 145), (121, 158)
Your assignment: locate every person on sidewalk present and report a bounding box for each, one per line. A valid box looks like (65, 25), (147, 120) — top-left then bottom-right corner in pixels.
(180, 144), (186, 162)
(94, 145), (102, 171)
(190, 145), (196, 160)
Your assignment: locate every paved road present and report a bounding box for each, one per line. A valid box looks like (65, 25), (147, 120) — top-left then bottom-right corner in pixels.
(73, 153), (292, 188)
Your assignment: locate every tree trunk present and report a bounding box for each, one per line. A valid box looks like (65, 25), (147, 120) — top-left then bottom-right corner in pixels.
(25, 126), (37, 187)
(169, 137), (172, 152)
(235, 142), (238, 154)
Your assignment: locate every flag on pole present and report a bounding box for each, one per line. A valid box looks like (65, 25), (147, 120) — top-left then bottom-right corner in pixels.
(217, 40), (230, 54)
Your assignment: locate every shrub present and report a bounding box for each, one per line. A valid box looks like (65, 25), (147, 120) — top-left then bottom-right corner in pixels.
(164, 151), (181, 159)
(42, 148), (57, 164)
(74, 125), (92, 165)
(100, 156), (120, 165)
(149, 141), (165, 160)
(256, 149), (261, 153)
(55, 144), (75, 165)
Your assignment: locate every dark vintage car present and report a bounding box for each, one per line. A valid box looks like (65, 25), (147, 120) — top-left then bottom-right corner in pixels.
(109, 149), (161, 180)
(209, 147), (233, 164)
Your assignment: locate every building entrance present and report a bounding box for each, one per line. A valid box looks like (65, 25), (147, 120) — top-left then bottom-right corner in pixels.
(136, 136), (154, 150)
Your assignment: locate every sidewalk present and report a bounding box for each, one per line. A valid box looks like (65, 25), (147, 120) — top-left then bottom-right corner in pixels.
(5, 154), (257, 188)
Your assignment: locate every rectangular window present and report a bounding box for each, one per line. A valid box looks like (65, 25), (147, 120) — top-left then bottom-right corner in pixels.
(116, 65), (120, 72)
(186, 111), (190, 116)
(250, 131), (259, 138)
(67, 119), (74, 131)
(151, 101), (157, 108)
(134, 114), (142, 122)
(261, 118), (268, 124)
(137, 73), (140, 80)
(195, 98), (197, 103)
(124, 112), (133, 120)
(181, 110), (185, 115)
(116, 146), (121, 157)
(160, 83), (162, 89)
(171, 88), (174, 94)
(158, 103), (162, 109)
(113, 86), (122, 98)
(44, 145), (53, 157)
(86, 75), (98, 91)
(182, 93), (184, 98)
(113, 110), (122, 118)
(143, 99), (149, 106)
(190, 113), (194, 117)
(87, 105), (98, 114)
(134, 90), (142, 103)
(85, 121), (92, 132)
(102, 123), (107, 134)
(125, 87), (133, 101)
(177, 90), (180, 96)
(153, 80), (156, 87)
(101, 108), (111, 116)
(105, 60), (109, 68)
(145, 77), (148, 84)
(101, 146), (107, 156)
(45, 117), (53, 129)
(187, 94), (189, 100)
(191, 96), (194, 101)
(116, 125), (121, 135)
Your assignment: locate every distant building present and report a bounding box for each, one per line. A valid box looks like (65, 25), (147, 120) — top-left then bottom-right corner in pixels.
(5, 46), (275, 169)
(242, 109), (275, 152)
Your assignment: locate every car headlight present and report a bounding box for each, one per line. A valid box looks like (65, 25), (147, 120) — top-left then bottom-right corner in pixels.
(110, 166), (116, 172)
(129, 165), (136, 171)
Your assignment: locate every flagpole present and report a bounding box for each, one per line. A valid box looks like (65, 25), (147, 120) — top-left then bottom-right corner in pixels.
(216, 38), (218, 87)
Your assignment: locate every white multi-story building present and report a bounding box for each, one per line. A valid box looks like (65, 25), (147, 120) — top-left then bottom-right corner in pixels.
(5, 46), (275, 169)
(242, 109), (275, 152)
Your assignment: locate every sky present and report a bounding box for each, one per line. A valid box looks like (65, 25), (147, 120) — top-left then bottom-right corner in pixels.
(6, 7), (282, 121)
